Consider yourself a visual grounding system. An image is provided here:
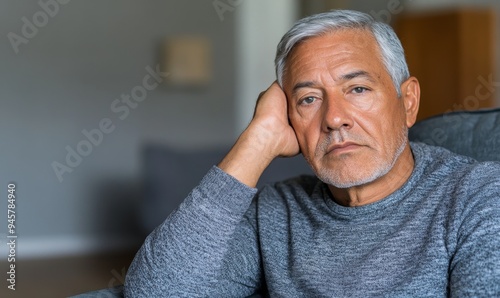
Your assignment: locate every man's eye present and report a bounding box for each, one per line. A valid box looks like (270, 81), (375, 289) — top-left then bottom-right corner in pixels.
(352, 87), (368, 94)
(300, 97), (316, 105)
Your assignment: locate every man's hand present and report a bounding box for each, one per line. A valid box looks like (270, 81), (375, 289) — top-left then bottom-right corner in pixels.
(218, 82), (300, 187)
(252, 82), (301, 158)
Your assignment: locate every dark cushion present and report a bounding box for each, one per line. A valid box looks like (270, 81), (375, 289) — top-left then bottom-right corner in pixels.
(409, 108), (500, 162)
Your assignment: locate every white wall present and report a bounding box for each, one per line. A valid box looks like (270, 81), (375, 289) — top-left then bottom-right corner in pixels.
(235, 0), (298, 134)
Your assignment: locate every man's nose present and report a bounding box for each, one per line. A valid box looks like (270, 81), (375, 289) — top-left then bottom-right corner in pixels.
(321, 95), (354, 132)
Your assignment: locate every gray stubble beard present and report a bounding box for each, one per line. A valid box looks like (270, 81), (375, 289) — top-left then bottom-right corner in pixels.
(309, 125), (409, 189)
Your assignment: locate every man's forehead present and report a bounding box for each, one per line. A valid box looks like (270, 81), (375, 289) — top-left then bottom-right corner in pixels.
(283, 30), (382, 87)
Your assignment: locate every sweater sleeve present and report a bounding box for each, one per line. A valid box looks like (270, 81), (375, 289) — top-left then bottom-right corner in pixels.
(124, 166), (262, 297)
(449, 162), (500, 297)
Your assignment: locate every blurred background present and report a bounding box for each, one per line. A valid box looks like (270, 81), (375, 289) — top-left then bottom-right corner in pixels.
(0, 0), (499, 296)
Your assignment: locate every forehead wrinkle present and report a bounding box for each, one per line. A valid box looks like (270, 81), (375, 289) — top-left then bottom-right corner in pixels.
(336, 70), (377, 83)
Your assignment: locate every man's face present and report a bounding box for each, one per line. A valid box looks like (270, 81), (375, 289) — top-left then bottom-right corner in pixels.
(284, 29), (411, 188)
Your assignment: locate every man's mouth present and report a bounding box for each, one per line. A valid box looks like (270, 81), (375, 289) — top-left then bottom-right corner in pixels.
(326, 142), (362, 155)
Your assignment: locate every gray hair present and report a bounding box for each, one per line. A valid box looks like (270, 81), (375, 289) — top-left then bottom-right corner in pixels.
(275, 10), (410, 97)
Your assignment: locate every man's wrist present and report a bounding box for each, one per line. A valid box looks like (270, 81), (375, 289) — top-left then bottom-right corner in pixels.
(217, 126), (277, 188)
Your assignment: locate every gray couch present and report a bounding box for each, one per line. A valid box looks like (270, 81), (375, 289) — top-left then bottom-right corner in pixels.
(409, 108), (500, 161)
(71, 108), (500, 297)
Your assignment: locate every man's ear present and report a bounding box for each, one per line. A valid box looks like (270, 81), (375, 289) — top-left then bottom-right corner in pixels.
(401, 76), (420, 128)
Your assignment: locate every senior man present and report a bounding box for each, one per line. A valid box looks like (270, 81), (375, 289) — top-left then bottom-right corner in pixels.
(125, 10), (500, 297)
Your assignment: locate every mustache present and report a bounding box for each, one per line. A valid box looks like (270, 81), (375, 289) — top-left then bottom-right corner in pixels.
(315, 129), (365, 156)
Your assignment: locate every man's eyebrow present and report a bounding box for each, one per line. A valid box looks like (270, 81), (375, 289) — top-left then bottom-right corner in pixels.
(292, 81), (319, 96)
(338, 70), (375, 82)
(291, 71), (376, 96)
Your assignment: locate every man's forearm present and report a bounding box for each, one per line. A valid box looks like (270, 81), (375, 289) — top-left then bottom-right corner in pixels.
(124, 167), (258, 297)
(218, 127), (276, 188)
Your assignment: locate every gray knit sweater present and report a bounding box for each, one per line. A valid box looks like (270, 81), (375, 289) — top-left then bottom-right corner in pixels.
(124, 142), (500, 297)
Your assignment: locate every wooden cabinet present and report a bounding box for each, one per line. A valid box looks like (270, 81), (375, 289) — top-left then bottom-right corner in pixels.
(394, 10), (496, 120)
